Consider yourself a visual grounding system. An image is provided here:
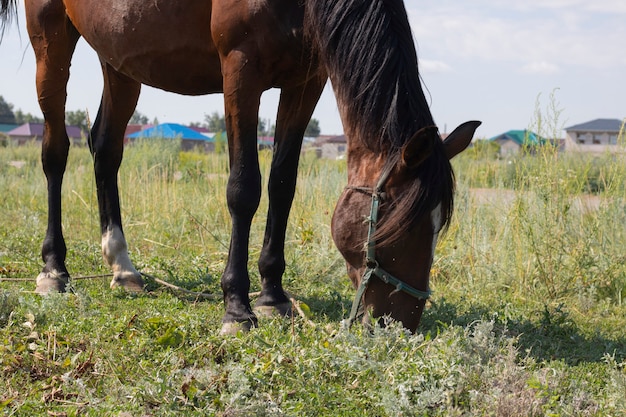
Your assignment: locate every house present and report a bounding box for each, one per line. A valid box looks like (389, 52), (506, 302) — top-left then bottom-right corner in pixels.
(564, 119), (624, 153)
(489, 129), (547, 156)
(314, 134), (347, 159)
(126, 123), (216, 152)
(5, 122), (85, 145)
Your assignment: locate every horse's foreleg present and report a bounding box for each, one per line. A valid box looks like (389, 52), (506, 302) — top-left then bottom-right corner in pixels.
(219, 52), (264, 334)
(90, 63), (143, 292)
(27, 2), (80, 294)
(255, 77), (326, 317)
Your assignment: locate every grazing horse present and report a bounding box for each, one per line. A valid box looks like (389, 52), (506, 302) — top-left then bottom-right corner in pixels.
(0, 0), (480, 333)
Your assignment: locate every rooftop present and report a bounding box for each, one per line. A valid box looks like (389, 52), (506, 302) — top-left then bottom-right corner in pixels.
(126, 123), (213, 141)
(489, 130), (546, 146)
(7, 122), (84, 139)
(565, 118), (624, 133)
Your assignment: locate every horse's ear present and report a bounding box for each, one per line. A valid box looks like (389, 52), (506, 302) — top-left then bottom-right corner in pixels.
(443, 121), (482, 160)
(401, 126), (439, 170)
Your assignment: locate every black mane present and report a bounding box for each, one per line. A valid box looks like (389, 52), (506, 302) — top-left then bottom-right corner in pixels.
(305, 0), (455, 244)
(305, 0), (435, 152)
(0, 0), (18, 40)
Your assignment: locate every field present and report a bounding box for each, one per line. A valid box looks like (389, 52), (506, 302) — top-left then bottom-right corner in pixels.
(1, 136), (626, 416)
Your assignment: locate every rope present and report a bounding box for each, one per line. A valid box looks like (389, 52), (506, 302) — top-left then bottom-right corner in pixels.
(1, 272), (220, 300)
(0, 272), (315, 325)
(139, 272), (218, 300)
(0, 274), (113, 282)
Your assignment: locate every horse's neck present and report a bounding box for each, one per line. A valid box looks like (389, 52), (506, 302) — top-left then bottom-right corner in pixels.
(345, 139), (389, 187)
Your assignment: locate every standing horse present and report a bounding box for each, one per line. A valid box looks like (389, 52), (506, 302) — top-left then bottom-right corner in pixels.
(0, 0), (480, 333)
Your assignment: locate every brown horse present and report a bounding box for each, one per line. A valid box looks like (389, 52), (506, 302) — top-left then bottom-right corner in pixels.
(0, 0), (480, 333)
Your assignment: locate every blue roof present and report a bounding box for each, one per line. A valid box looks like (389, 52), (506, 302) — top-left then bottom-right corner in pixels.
(127, 123), (212, 141)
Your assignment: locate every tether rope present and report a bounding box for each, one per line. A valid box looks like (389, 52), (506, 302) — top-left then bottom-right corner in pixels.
(0, 272), (315, 326)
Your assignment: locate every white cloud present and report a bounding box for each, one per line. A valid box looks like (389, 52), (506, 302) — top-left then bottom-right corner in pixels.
(407, 4), (626, 70)
(521, 61), (561, 75)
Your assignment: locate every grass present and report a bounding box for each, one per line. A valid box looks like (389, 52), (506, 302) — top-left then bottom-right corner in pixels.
(1, 135), (626, 416)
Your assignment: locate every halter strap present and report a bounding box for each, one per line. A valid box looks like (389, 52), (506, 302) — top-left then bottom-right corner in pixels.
(345, 160), (431, 326)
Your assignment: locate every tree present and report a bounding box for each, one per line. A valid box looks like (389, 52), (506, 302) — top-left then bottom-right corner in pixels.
(0, 95), (16, 124)
(130, 110), (150, 125)
(258, 118), (267, 136)
(304, 118), (321, 137)
(65, 109), (89, 132)
(14, 109), (43, 124)
(213, 131), (227, 154)
(204, 111), (226, 132)
(258, 118), (275, 137)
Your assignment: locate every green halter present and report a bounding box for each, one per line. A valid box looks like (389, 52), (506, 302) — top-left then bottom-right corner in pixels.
(346, 162), (432, 326)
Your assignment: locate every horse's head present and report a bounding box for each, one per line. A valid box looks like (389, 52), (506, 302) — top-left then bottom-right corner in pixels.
(332, 121), (481, 332)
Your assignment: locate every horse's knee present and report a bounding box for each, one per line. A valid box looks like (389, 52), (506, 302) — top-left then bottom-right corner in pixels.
(226, 170), (261, 219)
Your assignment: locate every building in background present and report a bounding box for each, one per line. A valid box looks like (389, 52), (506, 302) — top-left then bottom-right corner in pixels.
(314, 134), (347, 159)
(564, 119), (624, 153)
(4, 122), (84, 145)
(489, 129), (548, 156)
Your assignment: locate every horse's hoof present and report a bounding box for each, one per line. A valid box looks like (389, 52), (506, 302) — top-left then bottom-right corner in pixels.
(35, 272), (69, 294)
(254, 302), (293, 318)
(219, 320), (254, 336)
(110, 272), (145, 293)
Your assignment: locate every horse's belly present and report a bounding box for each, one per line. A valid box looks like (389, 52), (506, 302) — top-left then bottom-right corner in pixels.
(67, 0), (223, 95)
(109, 51), (224, 96)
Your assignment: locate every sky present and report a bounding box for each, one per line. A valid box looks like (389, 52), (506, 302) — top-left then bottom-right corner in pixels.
(0, 1), (624, 139)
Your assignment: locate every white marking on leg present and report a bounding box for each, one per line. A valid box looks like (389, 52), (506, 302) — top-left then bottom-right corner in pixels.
(102, 226), (138, 279)
(36, 268), (64, 282)
(35, 268), (68, 293)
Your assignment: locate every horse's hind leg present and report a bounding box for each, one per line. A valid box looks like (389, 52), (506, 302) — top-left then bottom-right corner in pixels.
(90, 63), (144, 292)
(255, 76), (326, 317)
(26, 1), (80, 293)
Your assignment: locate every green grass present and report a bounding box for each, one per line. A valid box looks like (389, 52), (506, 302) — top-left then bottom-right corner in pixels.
(1, 138), (626, 416)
